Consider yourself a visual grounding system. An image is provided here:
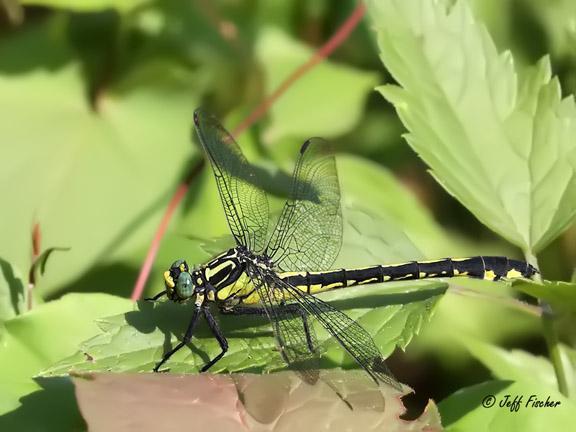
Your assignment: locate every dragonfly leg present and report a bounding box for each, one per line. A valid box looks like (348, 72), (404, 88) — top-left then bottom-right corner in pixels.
(145, 290), (167, 302)
(280, 303), (314, 353)
(221, 306), (267, 316)
(153, 303), (202, 372)
(200, 307), (229, 372)
(295, 307), (314, 353)
(223, 304), (314, 353)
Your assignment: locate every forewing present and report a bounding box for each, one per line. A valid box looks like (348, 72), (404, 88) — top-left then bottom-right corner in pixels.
(267, 138), (342, 271)
(246, 263), (319, 382)
(273, 276), (401, 389)
(193, 109), (269, 252)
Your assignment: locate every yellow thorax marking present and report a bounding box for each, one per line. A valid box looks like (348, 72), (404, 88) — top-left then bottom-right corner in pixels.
(164, 271), (175, 288)
(216, 273), (252, 301)
(241, 290), (261, 305)
(205, 260), (235, 279)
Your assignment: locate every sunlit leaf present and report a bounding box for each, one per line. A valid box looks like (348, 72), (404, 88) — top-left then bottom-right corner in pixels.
(460, 337), (558, 390)
(514, 280), (576, 315)
(0, 23), (199, 297)
(0, 293), (131, 422)
(0, 259), (25, 323)
(20, 0), (150, 13)
(368, 0), (576, 254)
(462, 337), (576, 396)
(439, 380), (576, 430)
(408, 278), (541, 369)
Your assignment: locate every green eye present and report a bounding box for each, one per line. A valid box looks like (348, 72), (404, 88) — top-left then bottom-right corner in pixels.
(175, 272), (193, 299)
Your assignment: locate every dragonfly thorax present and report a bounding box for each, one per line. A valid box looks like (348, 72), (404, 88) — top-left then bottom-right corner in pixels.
(235, 245), (273, 269)
(163, 246), (271, 303)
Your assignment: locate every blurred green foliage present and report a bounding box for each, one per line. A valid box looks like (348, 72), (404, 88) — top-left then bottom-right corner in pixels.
(1, 0), (576, 429)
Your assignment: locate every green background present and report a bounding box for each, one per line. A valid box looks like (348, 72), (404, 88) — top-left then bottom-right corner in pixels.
(1, 0), (575, 430)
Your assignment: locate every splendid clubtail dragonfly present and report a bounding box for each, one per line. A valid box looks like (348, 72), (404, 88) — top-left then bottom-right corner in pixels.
(147, 109), (538, 388)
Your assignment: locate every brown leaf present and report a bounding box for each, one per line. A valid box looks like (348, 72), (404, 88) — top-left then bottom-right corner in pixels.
(73, 371), (441, 432)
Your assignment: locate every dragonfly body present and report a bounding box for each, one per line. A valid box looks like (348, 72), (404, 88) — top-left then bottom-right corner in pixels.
(149, 109), (538, 388)
(165, 251), (537, 306)
(280, 256), (536, 297)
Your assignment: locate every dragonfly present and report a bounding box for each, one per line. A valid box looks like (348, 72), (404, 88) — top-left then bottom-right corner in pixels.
(147, 109), (538, 389)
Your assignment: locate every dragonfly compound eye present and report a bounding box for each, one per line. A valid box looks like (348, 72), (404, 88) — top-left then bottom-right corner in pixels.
(175, 272), (194, 299)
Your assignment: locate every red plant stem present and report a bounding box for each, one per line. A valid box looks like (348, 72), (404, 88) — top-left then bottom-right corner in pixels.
(130, 2), (367, 301)
(130, 170), (199, 302)
(232, 2), (366, 136)
(32, 222), (41, 257)
(28, 222), (41, 310)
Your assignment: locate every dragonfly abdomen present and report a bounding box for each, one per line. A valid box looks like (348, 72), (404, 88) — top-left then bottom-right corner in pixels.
(280, 256), (537, 295)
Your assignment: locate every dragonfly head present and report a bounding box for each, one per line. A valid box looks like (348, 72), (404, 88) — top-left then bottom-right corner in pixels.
(164, 259), (194, 301)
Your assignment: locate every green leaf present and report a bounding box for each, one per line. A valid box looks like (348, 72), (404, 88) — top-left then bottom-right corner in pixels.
(41, 250), (446, 377)
(41, 299), (285, 375)
(514, 280), (576, 315)
(338, 158), (539, 364)
(368, 0), (576, 254)
(468, 0), (576, 62)
(462, 337), (576, 397)
(439, 380), (576, 431)
(0, 293), (131, 421)
(187, 235), (236, 258)
(413, 279), (541, 368)
(256, 27), (379, 142)
(0, 258), (25, 323)
(519, 0), (576, 59)
(31, 247), (70, 280)
(337, 155), (460, 260)
(0, 23), (199, 297)
(461, 338), (559, 390)
(42, 156), (448, 379)
(20, 0), (150, 13)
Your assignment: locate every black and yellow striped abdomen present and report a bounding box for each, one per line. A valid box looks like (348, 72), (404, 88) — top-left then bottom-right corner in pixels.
(279, 256), (538, 296)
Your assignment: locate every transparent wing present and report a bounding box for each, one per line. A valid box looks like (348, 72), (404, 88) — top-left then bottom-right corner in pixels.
(194, 109), (269, 252)
(245, 263), (320, 382)
(271, 274), (401, 389)
(266, 138), (342, 271)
